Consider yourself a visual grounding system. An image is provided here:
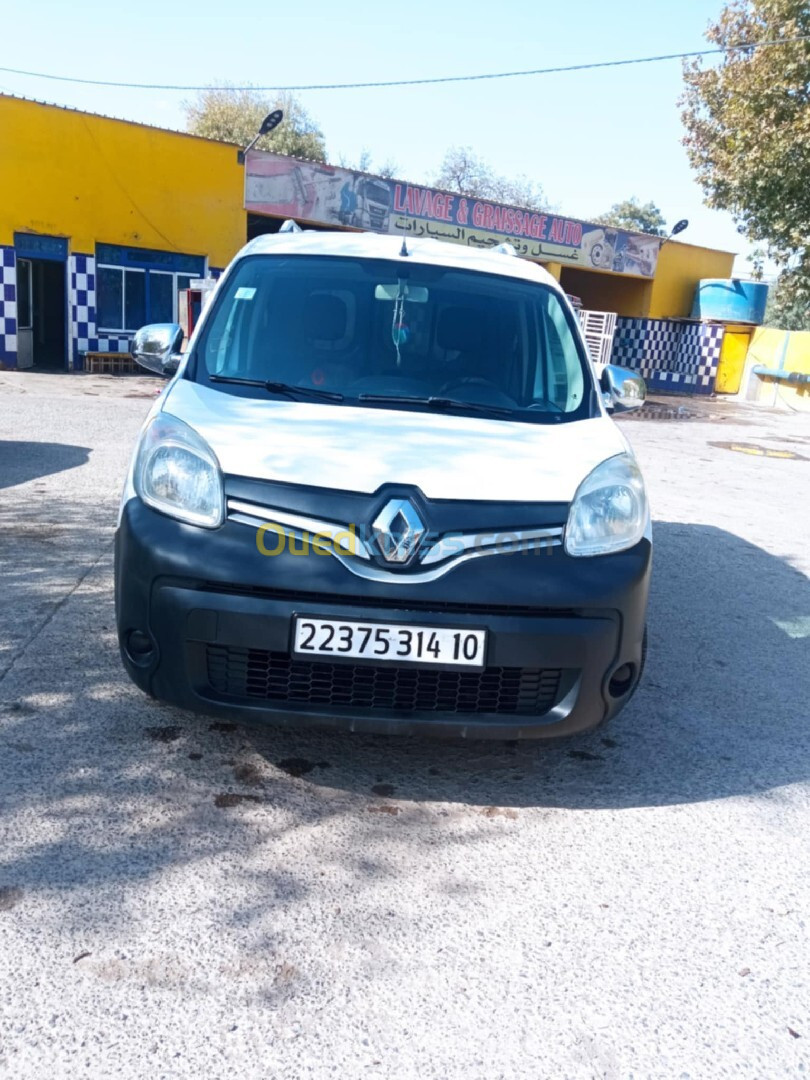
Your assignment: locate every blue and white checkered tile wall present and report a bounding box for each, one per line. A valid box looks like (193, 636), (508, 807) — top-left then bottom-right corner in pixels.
(0, 246), (17, 366)
(68, 253), (130, 370)
(610, 317), (724, 395)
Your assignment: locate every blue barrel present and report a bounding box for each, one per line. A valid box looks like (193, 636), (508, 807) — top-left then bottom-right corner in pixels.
(691, 279), (769, 324)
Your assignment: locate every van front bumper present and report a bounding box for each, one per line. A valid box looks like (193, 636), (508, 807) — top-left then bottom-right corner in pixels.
(115, 498), (651, 740)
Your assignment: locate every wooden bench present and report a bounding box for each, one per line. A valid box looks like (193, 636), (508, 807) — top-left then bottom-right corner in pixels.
(83, 352), (137, 374)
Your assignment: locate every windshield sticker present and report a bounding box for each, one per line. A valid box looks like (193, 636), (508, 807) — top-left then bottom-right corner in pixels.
(234, 287), (256, 300)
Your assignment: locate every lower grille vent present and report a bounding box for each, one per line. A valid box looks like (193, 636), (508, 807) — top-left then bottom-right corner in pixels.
(205, 645), (562, 717)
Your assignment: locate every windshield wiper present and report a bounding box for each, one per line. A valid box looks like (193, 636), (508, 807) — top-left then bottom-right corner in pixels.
(209, 374), (344, 402)
(357, 393), (515, 416)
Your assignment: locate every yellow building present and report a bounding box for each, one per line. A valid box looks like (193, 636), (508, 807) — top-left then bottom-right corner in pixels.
(0, 94), (243, 369)
(0, 92), (738, 391)
(556, 240), (735, 319)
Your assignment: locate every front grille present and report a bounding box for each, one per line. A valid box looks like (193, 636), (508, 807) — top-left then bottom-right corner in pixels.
(199, 582), (576, 619)
(205, 644), (562, 717)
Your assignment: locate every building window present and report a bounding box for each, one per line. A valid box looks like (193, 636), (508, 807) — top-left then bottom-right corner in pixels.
(150, 271), (174, 324)
(96, 244), (205, 333)
(97, 266), (145, 332)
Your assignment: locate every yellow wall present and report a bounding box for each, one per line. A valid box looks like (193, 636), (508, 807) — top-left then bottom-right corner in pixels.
(648, 240), (735, 318)
(744, 326), (810, 411)
(0, 95), (244, 266)
(783, 330), (810, 377)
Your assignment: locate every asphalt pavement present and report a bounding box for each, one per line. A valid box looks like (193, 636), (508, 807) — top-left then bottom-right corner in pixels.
(0, 370), (808, 1079)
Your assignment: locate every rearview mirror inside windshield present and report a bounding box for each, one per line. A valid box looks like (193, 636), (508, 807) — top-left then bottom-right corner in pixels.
(374, 283), (429, 303)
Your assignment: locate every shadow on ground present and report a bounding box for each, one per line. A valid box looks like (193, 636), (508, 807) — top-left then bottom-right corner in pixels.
(3, 519), (806, 817)
(0, 511), (807, 973)
(0, 441), (91, 490)
(0, 495), (115, 677)
(236, 520), (810, 810)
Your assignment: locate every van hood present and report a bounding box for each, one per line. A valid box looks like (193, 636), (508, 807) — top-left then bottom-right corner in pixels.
(162, 380), (628, 503)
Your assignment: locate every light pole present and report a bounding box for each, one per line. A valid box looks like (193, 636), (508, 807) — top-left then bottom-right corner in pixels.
(660, 218), (689, 246)
(237, 109), (284, 165)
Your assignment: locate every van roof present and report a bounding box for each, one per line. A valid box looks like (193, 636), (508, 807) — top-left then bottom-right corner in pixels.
(238, 230), (563, 291)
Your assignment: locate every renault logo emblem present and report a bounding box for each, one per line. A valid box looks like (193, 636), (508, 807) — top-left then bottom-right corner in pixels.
(371, 499), (425, 564)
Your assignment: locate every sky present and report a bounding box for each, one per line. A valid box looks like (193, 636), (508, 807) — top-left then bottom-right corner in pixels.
(1, 0), (757, 273)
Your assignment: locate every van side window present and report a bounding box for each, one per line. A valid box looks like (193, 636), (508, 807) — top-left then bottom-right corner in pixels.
(544, 292), (584, 411)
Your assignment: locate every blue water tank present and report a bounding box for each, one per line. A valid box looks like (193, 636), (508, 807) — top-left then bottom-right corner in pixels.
(691, 279), (769, 324)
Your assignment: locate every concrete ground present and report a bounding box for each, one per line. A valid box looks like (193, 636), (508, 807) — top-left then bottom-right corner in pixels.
(0, 370), (808, 1079)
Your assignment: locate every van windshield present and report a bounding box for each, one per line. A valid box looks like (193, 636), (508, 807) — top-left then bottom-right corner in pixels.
(195, 255), (593, 422)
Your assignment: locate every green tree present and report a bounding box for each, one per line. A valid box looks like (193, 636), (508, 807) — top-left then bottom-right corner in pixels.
(596, 198), (667, 236)
(434, 146), (549, 211)
(184, 87), (327, 161)
(681, 0), (810, 319)
(764, 271), (810, 331)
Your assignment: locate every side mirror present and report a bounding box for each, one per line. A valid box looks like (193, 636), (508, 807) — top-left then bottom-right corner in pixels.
(600, 364), (646, 412)
(130, 323), (184, 378)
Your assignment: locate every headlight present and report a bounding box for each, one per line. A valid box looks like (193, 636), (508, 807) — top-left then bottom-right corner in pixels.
(134, 412), (224, 528)
(565, 453), (648, 557)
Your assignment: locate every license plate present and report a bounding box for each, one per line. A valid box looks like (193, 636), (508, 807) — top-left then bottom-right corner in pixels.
(292, 617), (487, 670)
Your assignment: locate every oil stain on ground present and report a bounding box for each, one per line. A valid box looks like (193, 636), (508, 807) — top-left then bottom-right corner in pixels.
(144, 725), (182, 743)
(214, 793), (263, 808)
(233, 762), (265, 786)
(0, 886), (24, 912)
(276, 758), (331, 778)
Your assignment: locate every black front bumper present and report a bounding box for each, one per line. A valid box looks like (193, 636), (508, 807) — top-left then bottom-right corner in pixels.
(114, 498), (651, 739)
